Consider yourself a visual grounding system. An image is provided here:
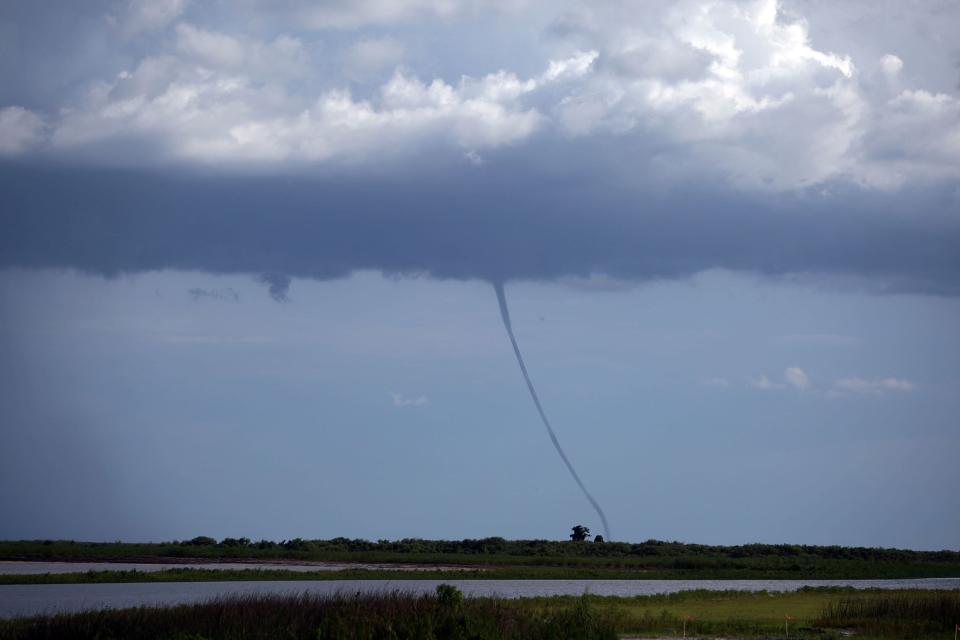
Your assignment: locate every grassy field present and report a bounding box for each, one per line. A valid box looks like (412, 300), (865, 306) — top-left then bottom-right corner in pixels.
(2, 538), (958, 580)
(2, 587), (958, 639)
(591, 588), (960, 638)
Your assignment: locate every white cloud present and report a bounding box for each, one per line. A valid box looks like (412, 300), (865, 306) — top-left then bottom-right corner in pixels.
(6, 0), (958, 189)
(784, 366), (811, 390)
(552, 0), (868, 188)
(747, 367), (810, 390)
(880, 53), (903, 78)
(548, 0), (959, 189)
(834, 377), (914, 395)
(175, 24), (246, 68)
(0, 107), (46, 155)
(284, 0), (521, 29)
(175, 24), (308, 79)
(389, 392), (429, 407)
(48, 50), (596, 164)
(542, 50), (599, 82)
(118, 0), (188, 36)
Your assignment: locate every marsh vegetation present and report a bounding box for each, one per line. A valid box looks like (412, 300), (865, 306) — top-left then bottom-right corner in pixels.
(2, 586), (958, 639)
(0, 586), (618, 640)
(3, 538), (958, 580)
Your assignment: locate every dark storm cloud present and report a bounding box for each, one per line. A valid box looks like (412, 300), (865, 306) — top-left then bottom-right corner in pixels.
(257, 273), (292, 302)
(1, 151), (958, 295)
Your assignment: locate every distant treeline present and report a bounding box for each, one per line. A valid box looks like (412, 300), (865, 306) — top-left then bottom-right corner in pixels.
(193, 536), (960, 563)
(3, 537), (957, 563)
(251, 537), (960, 562)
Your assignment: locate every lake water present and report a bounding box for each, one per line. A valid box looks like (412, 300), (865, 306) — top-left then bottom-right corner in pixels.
(2, 578), (958, 619)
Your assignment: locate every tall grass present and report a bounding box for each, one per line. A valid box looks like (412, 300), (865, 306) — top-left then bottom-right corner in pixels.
(0, 587), (618, 640)
(817, 591), (960, 638)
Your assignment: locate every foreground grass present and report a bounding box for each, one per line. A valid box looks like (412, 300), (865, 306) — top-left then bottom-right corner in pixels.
(0, 587), (618, 640)
(3, 538), (960, 579)
(818, 591), (960, 638)
(598, 588), (960, 638)
(2, 587), (958, 639)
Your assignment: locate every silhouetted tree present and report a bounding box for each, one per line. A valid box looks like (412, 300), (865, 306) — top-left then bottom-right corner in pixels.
(220, 537), (251, 547)
(570, 525), (590, 541)
(594, 535), (604, 543)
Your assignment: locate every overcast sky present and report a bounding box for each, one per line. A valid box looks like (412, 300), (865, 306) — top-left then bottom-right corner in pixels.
(1, 0), (958, 549)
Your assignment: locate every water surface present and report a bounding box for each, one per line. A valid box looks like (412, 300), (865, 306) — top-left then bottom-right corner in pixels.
(2, 578), (958, 619)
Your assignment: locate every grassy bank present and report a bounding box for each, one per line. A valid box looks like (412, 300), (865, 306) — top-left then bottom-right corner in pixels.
(0, 587), (618, 640)
(3, 538), (959, 580)
(3, 587), (958, 639)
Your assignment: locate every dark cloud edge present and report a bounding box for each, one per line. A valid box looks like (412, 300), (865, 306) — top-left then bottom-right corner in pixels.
(1, 158), (958, 296)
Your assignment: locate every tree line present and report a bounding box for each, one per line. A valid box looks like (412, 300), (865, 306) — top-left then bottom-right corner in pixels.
(162, 536), (958, 562)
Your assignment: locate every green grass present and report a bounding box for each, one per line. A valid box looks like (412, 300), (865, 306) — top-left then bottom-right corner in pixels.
(817, 591), (960, 638)
(2, 538), (958, 580)
(575, 588), (960, 638)
(0, 587), (619, 640)
(3, 587), (957, 639)
(478, 589), (958, 639)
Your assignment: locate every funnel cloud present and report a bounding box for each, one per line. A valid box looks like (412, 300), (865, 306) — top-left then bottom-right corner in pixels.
(495, 282), (612, 541)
